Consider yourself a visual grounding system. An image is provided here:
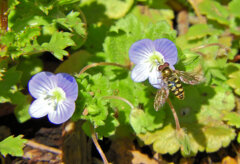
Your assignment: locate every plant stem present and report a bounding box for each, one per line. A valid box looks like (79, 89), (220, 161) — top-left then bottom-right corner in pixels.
(0, 0), (8, 32)
(26, 140), (62, 154)
(91, 127), (109, 164)
(78, 62), (130, 75)
(103, 96), (134, 109)
(190, 43), (230, 52)
(166, 98), (181, 131)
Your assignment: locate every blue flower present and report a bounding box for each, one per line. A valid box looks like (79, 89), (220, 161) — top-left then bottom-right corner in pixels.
(28, 72), (78, 124)
(129, 38), (178, 88)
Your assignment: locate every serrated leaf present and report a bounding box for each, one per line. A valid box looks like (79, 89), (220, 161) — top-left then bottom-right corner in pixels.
(198, 0), (229, 25)
(42, 32), (75, 60)
(0, 135), (27, 157)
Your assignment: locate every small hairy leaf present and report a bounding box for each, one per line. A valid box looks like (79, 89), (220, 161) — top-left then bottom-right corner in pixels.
(41, 32), (75, 60)
(0, 135), (27, 157)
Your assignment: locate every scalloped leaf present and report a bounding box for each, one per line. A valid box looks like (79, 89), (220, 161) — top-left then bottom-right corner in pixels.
(198, 0), (229, 25)
(229, 0), (240, 18)
(129, 107), (165, 134)
(227, 70), (240, 95)
(131, 6), (174, 27)
(0, 135), (27, 157)
(186, 24), (221, 40)
(138, 84), (235, 156)
(223, 112), (240, 128)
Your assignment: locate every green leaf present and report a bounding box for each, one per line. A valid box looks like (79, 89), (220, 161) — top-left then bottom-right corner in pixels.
(227, 70), (240, 95)
(186, 24), (221, 40)
(198, 0), (229, 25)
(131, 6), (174, 27)
(81, 0), (134, 19)
(0, 67), (22, 103)
(129, 107), (165, 134)
(104, 14), (176, 65)
(55, 11), (87, 49)
(237, 132), (240, 143)
(55, 50), (91, 74)
(42, 32), (75, 60)
(138, 84), (235, 156)
(11, 92), (31, 123)
(223, 112), (240, 128)
(229, 0), (240, 18)
(16, 56), (43, 86)
(96, 112), (119, 138)
(0, 135), (27, 157)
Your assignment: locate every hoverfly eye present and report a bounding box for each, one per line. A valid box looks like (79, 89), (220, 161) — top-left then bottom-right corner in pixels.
(164, 62), (169, 67)
(158, 65), (163, 70)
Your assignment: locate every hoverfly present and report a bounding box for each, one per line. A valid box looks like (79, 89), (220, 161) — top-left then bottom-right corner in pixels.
(154, 62), (203, 111)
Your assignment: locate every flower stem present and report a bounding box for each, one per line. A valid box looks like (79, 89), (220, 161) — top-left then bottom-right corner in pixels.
(91, 126), (109, 164)
(190, 43), (230, 52)
(103, 96), (134, 109)
(26, 140), (62, 154)
(78, 62), (130, 75)
(166, 98), (181, 131)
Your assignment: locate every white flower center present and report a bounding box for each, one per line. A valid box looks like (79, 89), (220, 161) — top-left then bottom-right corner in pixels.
(49, 87), (66, 102)
(44, 87), (66, 110)
(149, 51), (165, 66)
(148, 51), (165, 71)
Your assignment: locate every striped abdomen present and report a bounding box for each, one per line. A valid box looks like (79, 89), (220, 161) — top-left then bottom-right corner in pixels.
(167, 77), (184, 100)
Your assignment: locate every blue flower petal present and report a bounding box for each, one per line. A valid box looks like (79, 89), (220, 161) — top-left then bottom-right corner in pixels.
(28, 72), (57, 99)
(29, 98), (52, 118)
(131, 63), (151, 82)
(129, 39), (155, 64)
(48, 99), (75, 124)
(56, 73), (78, 101)
(149, 69), (164, 89)
(153, 39), (178, 66)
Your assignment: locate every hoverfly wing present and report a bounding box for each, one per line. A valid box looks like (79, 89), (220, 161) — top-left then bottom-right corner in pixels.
(154, 87), (169, 111)
(174, 70), (203, 85)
